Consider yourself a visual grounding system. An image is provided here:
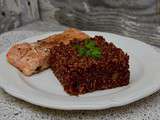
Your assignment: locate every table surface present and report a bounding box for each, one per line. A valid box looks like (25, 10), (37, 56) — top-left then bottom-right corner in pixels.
(0, 21), (160, 120)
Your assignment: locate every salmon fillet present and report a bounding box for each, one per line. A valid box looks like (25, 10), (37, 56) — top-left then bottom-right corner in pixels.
(6, 28), (89, 76)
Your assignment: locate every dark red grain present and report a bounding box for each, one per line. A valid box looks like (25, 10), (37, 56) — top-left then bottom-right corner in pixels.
(50, 36), (130, 95)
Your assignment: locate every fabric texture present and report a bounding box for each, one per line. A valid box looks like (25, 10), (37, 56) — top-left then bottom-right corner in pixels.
(0, 0), (39, 33)
(1, 0), (160, 46)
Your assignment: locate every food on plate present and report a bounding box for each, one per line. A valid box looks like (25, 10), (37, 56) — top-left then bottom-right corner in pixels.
(6, 28), (130, 96)
(50, 36), (130, 95)
(6, 28), (89, 76)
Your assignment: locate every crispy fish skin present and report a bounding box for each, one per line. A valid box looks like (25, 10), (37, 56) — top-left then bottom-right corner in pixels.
(6, 28), (89, 76)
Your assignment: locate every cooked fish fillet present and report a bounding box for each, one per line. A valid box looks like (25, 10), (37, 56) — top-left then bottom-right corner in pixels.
(6, 28), (89, 76)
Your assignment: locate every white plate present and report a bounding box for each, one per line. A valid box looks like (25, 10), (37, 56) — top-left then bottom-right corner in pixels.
(0, 31), (160, 110)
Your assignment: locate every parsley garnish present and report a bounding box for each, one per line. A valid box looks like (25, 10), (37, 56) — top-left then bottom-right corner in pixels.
(74, 39), (101, 59)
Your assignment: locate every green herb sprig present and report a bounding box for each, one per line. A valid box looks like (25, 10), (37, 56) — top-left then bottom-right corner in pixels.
(74, 39), (101, 59)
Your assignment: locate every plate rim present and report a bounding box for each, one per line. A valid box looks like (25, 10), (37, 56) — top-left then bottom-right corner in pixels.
(0, 31), (160, 110)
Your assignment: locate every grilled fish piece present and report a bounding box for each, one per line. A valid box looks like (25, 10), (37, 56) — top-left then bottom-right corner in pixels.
(6, 28), (89, 76)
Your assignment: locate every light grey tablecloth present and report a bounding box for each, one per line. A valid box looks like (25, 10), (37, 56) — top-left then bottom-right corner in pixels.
(0, 21), (160, 120)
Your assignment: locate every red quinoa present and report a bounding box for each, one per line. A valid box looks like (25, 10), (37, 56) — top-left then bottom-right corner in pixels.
(50, 36), (130, 95)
